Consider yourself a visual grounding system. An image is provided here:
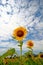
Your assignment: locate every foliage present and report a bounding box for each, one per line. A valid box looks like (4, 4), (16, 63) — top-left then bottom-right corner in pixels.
(0, 48), (43, 65)
(1, 48), (16, 58)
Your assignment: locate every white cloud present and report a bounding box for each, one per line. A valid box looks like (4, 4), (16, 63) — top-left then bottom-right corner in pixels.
(0, 42), (9, 47)
(33, 40), (43, 51)
(0, 0), (43, 55)
(2, 0), (6, 4)
(0, 40), (43, 55)
(35, 22), (43, 29)
(0, 48), (8, 55)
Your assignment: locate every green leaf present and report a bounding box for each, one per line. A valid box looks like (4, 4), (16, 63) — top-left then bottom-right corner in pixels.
(18, 41), (23, 47)
(12, 36), (16, 39)
(18, 45), (21, 47)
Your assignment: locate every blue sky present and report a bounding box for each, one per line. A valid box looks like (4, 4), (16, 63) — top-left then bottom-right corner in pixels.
(0, 0), (43, 55)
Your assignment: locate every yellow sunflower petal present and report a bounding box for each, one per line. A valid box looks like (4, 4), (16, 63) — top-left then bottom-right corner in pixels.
(12, 27), (27, 41)
(27, 40), (34, 48)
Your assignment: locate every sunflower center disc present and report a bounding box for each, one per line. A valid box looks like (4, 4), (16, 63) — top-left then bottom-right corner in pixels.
(29, 43), (33, 46)
(40, 55), (43, 58)
(17, 30), (24, 37)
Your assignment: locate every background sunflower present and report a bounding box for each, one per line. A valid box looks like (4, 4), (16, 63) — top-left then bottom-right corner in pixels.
(38, 53), (43, 59)
(27, 40), (34, 49)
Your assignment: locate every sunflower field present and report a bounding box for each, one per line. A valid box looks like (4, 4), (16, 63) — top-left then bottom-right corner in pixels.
(0, 27), (43, 65)
(0, 50), (43, 65)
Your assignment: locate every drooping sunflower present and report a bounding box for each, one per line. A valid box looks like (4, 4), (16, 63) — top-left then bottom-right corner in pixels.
(12, 27), (27, 41)
(38, 53), (43, 59)
(27, 40), (34, 49)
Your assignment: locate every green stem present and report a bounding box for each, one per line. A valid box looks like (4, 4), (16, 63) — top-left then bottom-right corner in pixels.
(20, 45), (22, 59)
(20, 45), (22, 65)
(18, 41), (23, 65)
(29, 48), (33, 54)
(20, 46), (22, 57)
(20, 41), (23, 65)
(31, 48), (33, 54)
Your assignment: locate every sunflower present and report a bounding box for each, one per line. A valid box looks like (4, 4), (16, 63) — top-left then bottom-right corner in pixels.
(38, 54), (43, 59)
(27, 40), (34, 49)
(12, 27), (27, 41)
